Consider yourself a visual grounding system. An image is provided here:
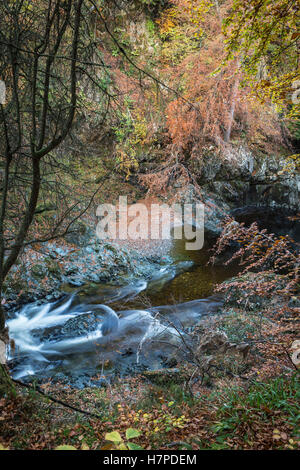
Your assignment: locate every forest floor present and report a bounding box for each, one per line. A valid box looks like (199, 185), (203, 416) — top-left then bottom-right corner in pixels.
(1, 298), (299, 451)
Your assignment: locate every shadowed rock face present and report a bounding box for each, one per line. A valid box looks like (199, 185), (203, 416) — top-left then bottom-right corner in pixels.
(178, 147), (299, 239)
(232, 206), (300, 241)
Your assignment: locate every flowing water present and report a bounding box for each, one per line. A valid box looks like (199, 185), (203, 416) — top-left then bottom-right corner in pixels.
(6, 237), (240, 386)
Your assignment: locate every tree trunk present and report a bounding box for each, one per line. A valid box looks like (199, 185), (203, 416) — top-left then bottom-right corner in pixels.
(224, 74), (240, 143)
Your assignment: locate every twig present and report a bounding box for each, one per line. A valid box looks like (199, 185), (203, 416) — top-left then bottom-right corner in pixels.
(12, 378), (103, 420)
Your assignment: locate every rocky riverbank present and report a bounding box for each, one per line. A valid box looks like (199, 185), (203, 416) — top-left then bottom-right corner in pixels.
(3, 231), (172, 313)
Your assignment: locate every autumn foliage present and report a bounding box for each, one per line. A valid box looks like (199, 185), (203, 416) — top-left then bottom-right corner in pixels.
(211, 218), (299, 302)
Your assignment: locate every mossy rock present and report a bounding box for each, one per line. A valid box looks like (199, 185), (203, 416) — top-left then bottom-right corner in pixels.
(45, 259), (62, 277)
(31, 264), (47, 279)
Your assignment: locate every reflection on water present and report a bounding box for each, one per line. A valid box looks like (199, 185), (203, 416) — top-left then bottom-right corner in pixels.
(145, 237), (239, 305)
